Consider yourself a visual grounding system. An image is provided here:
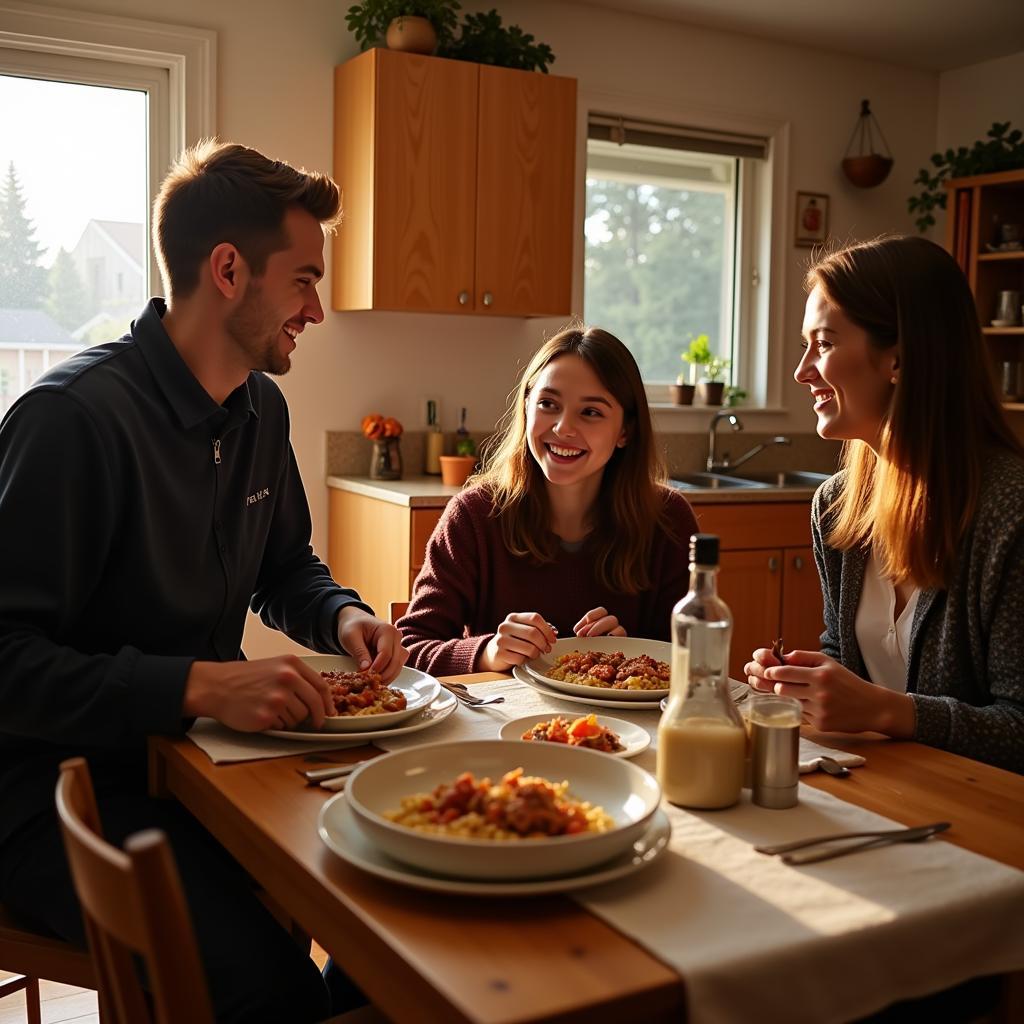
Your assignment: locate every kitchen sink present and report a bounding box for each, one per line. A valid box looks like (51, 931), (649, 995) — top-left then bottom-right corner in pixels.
(728, 470), (830, 488)
(669, 472), (768, 490)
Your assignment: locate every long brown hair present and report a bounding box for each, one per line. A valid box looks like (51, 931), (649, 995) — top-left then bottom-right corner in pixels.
(807, 235), (1021, 588)
(472, 324), (670, 592)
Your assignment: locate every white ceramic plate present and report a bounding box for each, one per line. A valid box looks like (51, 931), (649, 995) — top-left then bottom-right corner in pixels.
(265, 690), (457, 743)
(524, 638), (671, 702)
(499, 714), (651, 760)
(318, 794), (671, 896)
(513, 665), (664, 710)
(345, 739), (661, 880)
(298, 656), (441, 733)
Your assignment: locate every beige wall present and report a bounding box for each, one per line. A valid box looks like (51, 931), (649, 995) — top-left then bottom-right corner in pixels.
(44, 0), (943, 655)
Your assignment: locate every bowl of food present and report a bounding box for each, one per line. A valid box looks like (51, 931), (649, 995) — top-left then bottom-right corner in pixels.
(525, 637), (671, 701)
(345, 740), (661, 879)
(498, 713), (651, 759)
(300, 656), (440, 732)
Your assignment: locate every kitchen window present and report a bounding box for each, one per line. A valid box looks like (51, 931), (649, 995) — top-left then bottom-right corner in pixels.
(584, 113), (777, 405)
(0, 3), (214, 414)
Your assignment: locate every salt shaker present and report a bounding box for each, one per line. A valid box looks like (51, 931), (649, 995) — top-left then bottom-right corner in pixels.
(749, 694), (801, 809)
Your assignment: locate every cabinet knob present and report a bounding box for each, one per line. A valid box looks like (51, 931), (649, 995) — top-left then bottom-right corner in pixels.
(793, 556), (804, 570)
(768, 556), (779, 572)
(482, 291), (493, 307)
(458, 291), (470, 306)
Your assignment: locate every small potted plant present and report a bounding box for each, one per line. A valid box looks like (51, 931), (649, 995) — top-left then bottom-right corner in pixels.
(697, 356), (731, 406)
(439, 8), (555, 72)
(671, 334), (710, 405)
(346, 0), (461, 55)
(440, 407), (477, 486)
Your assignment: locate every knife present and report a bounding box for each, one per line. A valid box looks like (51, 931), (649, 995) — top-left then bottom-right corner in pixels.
(761, 822), (951, 865)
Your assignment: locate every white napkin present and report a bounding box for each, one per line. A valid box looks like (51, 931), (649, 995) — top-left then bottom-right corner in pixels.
(798, 737), (865, 773)
(186, 717), (363, 764)
(576, 784), (1024, 1024)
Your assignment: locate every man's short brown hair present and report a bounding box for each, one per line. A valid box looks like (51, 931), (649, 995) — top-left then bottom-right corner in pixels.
(153, 139), (341, 298)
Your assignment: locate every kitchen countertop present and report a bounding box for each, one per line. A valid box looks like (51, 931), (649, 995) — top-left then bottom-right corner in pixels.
(327, 474), (821, 507)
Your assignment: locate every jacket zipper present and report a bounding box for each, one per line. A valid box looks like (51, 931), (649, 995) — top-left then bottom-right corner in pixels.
(212, 437), (222, 464)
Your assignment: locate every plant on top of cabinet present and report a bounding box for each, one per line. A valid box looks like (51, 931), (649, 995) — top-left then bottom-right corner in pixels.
(908, 121), (1024, 232)
(440, 8), (555, 73)
(345, 0), (461, 54)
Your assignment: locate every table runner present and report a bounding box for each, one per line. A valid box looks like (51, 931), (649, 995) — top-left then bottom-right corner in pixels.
(576, 783), (1024, 1023)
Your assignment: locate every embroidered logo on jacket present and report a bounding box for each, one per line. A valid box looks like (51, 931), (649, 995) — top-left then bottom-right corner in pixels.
(246, 487), (270, 507)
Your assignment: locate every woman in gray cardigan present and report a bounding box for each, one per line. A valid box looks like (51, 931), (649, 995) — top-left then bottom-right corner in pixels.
(745, 236), (1024, 774)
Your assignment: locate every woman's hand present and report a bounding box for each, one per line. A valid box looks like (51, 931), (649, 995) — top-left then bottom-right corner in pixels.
(744, 649), (914, 737)
(478, 613), (558, 672)
(574, 607), (627, 638)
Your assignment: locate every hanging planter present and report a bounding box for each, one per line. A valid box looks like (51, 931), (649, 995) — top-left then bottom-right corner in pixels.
(841, 100), (893, 189)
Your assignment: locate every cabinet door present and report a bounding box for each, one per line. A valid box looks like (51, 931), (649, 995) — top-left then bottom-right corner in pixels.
(327, 490), (412, 619)
(781, 546), (825, 654)
(475, 66), (576, 317)
(717, 550), (782, 681)
(373, 51), (478, 312)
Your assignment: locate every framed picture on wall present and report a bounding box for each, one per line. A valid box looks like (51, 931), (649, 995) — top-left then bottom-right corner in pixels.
(794, 191), (829, 247)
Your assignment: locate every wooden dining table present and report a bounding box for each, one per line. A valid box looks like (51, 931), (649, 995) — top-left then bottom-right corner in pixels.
(149, 672), (1024, 1024)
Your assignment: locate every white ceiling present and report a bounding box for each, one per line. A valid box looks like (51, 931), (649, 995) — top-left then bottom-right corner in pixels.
(572, 0), (1024, 72)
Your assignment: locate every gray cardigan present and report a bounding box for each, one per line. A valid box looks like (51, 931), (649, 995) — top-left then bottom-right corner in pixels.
(812, 450), (1024, 774)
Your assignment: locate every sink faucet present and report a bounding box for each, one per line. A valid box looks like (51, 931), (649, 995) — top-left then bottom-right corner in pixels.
(706, 409), (792, 472)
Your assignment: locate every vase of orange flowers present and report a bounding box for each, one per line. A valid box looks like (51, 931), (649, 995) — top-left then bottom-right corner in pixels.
(362, 413), (404, 480)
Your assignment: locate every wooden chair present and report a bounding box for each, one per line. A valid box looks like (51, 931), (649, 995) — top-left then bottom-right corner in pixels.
(0, 901), (95, 1024)
(387, 601), (409, 625)
(55, 756), (215, 1024)
(55, 758), (378, 1024)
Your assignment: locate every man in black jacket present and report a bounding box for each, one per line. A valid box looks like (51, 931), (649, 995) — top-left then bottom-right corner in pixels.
(0, 140), (406, 1022)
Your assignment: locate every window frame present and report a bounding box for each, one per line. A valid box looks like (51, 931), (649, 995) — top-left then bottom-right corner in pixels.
(575, 89), (791, 415)
(0, 0), (216, 296)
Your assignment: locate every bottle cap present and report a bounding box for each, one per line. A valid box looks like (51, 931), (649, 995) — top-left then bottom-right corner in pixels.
(689, 533), (719, 566)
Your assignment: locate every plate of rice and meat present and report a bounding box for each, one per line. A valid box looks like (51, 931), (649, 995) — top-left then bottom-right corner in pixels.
(499, 713), (651, 759)
(525, 638), (671, 701)
(271, 656), (441, 734)
(342, 740), (661, 880)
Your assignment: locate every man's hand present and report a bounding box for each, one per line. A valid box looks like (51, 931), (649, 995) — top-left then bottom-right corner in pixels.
(337, 605), (408, 682)
(183, 656), (334, 732)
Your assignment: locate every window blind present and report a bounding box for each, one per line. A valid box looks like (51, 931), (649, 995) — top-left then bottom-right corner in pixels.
(588, 113), (768, 161)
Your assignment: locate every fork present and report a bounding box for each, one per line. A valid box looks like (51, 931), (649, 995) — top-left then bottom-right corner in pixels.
(756, 822), (950, 864)
(439, 681), (505, 707)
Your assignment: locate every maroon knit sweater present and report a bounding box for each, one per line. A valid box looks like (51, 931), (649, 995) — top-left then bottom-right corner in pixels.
(398, 485), (698, 675)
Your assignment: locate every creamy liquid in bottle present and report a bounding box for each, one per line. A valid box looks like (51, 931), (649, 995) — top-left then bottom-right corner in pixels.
(658, 716), (746, 808)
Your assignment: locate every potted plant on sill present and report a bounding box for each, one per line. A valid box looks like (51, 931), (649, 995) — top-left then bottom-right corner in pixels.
(345, 0), (461, 55)
(670, 334), (710, 405)
(697, 356), (731, 406)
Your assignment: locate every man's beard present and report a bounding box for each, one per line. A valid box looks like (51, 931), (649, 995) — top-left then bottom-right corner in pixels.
(226, 281), (290, 376)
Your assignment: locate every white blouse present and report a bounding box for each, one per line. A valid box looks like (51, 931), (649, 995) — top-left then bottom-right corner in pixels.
(854, 550), (920, 693)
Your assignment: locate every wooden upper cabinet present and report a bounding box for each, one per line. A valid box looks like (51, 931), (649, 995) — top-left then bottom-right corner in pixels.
(332, 49), (577, 316)
(475, 66), (577, 317)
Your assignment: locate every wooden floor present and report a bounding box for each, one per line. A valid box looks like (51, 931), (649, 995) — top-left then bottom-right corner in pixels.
(0, 944), (329, 1023)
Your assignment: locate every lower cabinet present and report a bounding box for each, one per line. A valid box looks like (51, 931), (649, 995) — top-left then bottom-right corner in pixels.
(326, 489), (442, 620)
(693, 503), (825, 680)
(326, 489), (824, 678)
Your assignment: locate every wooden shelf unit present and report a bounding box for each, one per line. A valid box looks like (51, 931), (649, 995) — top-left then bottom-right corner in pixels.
(946, 168), (1024, 409)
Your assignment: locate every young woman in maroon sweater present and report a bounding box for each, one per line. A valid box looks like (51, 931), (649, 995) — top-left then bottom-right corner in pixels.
(398, 325), (698, 675)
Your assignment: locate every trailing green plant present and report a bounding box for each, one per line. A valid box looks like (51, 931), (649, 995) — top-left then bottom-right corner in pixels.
(345, 0), (461, 51)
(440, 8), (555, 73)
(724, 386), (747, 408)
(908, 121), (1024, 232)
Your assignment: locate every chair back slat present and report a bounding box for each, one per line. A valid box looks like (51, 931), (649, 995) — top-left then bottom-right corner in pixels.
(56, 758), (215, 1024)
(388, 600), (410, 625)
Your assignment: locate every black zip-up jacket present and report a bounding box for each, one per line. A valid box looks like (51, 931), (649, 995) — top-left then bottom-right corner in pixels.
(0, 299), (369, 842)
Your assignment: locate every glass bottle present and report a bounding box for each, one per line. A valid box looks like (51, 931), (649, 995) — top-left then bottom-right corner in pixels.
(657, 533), (745, 809)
